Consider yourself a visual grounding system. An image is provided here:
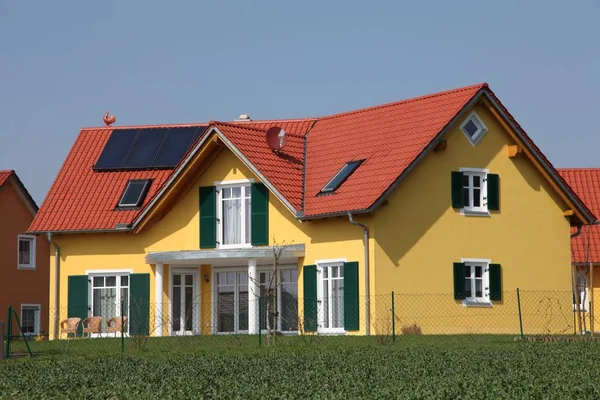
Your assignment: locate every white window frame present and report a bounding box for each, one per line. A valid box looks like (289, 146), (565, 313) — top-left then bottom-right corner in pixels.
(211, 265), (298, 334)
(215, 179), (254, 249)
(573, 266), (589, 312)
(460, 111), (488, 146)
(461, 258), (492, 307)
(316, 259), (347, 335)
(17, 235), (36, 270)
(87, 271), (131, 337)
(258, 266), (299, 334)
(459, 167), (490, 217)
(168, 268), (200, 336)
(20, 304), (41, 336)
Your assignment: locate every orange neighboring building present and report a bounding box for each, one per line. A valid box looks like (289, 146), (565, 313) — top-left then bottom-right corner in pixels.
(0, 170), (49, 337)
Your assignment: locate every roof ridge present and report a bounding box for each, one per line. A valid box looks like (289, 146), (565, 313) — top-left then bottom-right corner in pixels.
(320, 83), (488, 121)
(213, 121), (305, 138)
(558, 167), (600, 171)
(80, 122), (210, 130)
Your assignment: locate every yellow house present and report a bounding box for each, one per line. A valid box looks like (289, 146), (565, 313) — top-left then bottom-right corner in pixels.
(29, 83), (595, 339)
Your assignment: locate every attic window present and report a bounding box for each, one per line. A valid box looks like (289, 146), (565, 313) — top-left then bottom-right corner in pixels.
(460, 112), (488, 146)
(118, 179), (151, 208)
(320, 160), (365, 193)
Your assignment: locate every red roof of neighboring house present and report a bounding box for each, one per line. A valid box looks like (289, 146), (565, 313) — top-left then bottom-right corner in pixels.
(559, 168), (600, 263)
(29, 83), (594, 233)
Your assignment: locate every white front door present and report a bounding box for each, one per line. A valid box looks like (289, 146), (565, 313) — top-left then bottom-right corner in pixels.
(317, 263), (345, 333)
(171, 271), (199, 335)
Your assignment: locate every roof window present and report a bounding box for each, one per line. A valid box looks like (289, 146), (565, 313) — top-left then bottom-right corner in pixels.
(320, 160), (364, 193)
(117, 179), (152, 208)
(460, 112), (488, 146)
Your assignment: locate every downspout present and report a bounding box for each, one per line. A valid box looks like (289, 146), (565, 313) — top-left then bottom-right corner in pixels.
(46, 233), (60, 339)
(348, 213), (370, 336)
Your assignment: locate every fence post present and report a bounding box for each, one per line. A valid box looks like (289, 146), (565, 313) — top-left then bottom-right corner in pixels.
(0, 321), (4, 360)
(121, 299), (125, 353)
(516, 288), (524, 340)
(391, 292), (396, 343)
(5, 306), (12, 359)
(258, 294), (262, 347)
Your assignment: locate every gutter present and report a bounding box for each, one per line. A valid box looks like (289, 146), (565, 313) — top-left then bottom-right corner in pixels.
(348, 213), (370, 336)
(46, 233), (60, 339)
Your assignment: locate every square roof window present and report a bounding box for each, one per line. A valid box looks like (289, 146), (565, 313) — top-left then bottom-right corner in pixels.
(117, 179), (152, 208)
(320, 160), (365, 193)
(460, 112), (488, 146)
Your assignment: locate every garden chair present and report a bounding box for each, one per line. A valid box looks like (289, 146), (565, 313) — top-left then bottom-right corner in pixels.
(82, 316), (103, 338)
(59, 317), (81, 339)
(105, 316), (128, 337)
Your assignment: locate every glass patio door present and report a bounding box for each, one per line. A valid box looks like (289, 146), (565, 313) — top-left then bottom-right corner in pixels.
(318, 264), (344, 333)
(171, 272), (199, 335)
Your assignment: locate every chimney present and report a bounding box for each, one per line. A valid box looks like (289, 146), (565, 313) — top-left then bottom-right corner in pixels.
(234, 114), (252, 122)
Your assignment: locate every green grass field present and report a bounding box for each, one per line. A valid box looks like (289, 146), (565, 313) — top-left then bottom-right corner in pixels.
(2, 336), (600, 399)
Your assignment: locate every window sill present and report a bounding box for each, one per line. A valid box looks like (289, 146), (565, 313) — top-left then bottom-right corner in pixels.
(317, 330), (347, 335)
(218, 244), (253, 250)
(17, 265), (36, 270)
(462, 300), (493, 308)
(460, 209), (490, 217)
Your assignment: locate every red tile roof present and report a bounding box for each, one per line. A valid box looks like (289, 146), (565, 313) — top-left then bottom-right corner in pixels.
(30, 83), (593, 233)
(0, 170), (13, 187)
(303, 84), (484, 217)
(559, 168), (600, 263)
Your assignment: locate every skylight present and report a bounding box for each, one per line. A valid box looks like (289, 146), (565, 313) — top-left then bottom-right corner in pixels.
(118, 179), (152, 208)
(320, 160), (365, 193)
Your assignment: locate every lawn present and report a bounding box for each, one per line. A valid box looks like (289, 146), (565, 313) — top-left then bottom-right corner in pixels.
(1, 336), (600, 399)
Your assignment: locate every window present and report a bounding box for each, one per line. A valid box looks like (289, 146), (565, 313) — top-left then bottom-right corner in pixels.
(318, 262), (345, 333)
(462, 169), (487, 213)
(573, 267), (589, 312)
(451, 169), (499, 215)
(460, 112), (488, 145)
(21, 304), (41, 336)
(320, 160), (365, 193)
(91, 274), (129, 333)
(218, 184), (251, 247)
(259, 269), (299, 332)
(171, 271), (199, 335)
(464, 262), (489, 304)
(117, 179), (151, 208)
(215, 271), (248, 333)
(17, 235), (35, 270)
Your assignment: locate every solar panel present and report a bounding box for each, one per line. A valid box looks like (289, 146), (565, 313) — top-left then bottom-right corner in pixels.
(152, 126), (204, 168)
(118, 179), (151, 208)
(94, 129), (139, 170)
(320, 160), (364, 193)
(122, 128), (169, 169)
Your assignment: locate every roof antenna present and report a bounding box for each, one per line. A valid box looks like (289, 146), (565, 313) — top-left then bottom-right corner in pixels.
(266, 126), (287, 153)
(103, 112), (116, 127)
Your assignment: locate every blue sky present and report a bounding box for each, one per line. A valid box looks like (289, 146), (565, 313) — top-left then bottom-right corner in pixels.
(1, 1), (599, 204)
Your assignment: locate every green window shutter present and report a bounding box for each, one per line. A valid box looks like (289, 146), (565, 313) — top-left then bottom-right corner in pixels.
(451, 171), (464, 208)
(303, 265), (317, 332)
(68, 275), (89, 336)
(343, 261), (360, 331)
(486, 174), (500, 211)
(199, 186), (217, 249)
(130, 273), (150, 335)
(251, 182), (269, 246)
(489, 264), (502, 301)
(453, 262), (467, 300)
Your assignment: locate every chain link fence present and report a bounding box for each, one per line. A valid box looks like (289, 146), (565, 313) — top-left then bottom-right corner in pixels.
(3, 289), (596, 358)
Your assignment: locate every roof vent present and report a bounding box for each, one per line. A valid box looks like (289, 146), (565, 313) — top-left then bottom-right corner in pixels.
(234, 114), (252, 122)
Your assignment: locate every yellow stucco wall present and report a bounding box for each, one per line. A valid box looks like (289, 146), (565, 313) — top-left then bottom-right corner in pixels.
(371, 103), (573, 335)
(49, 101), (576, 338)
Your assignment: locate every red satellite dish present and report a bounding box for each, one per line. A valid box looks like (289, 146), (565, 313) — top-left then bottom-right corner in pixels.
(266, 126), (287, 151)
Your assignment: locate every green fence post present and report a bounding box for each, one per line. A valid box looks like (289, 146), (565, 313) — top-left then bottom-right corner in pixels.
(516, 288), (524, 340)
(121, 299), (125, 353)
(12, 310), (32, 357)
(5, 306), (12, 359)
(258, 294), (262, 347)
(391, 292), (396, 343)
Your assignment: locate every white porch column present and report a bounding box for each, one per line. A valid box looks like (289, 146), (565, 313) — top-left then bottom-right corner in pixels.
(248, 258), (259, 334)
(155, 263), (164, 337)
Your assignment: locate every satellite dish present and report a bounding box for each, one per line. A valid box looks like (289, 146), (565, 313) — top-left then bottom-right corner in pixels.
(266, 126), (287, 151)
